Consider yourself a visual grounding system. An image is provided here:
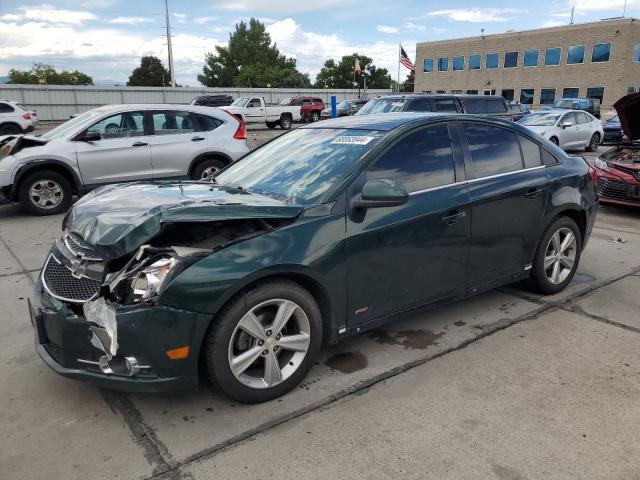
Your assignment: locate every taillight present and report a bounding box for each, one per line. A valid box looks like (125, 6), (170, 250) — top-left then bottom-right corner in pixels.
(23, 113), (31, 120)
(233, 118), (246, 140)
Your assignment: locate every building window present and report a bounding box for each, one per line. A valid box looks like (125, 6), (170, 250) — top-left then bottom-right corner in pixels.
(540, 88), (556, 105)
(567, 45), (585, 64)
(438, 57), (448, 71)
(467, 89), (479, 94)
(436, 90), (446, 93)
(586, 87), (604, 103)
(424, 58), (434, 73)
(486, 52), (499, 69)
(504, 51), (518, 68)
(501, 89), (515, 102)
(562, 87), (579, 98)
(453, 55), (464, 71)
(520, 89), (535, 104)
(633, 43), (640, 62)
(628, 87), (637, 95)
(591, 43), (611, 63)
(545, 47), (561, 66)
(524, 49), (539, 67)
(450, 89), (463, 94)
(469, 54), (481, 70)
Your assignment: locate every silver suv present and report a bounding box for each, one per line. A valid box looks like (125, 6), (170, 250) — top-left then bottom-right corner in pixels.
(0, 104), (249, 215)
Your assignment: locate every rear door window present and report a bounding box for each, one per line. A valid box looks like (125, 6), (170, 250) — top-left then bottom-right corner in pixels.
(463, 100), (485, 114)
(485, 100), (507, 113)
(151, 111), (196, 135)
(518, 135), (542, 168)
(433, 99), (458, 112)
(406, 98), (433, 112)
(463, 123), (523, 178)
(367, 124), (455, 193)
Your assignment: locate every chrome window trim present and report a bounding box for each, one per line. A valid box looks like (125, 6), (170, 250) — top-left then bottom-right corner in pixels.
(409, 180), (467, 197)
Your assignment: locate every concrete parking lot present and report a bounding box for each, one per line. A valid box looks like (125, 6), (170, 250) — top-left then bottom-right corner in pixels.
(1, 127), (639, 479)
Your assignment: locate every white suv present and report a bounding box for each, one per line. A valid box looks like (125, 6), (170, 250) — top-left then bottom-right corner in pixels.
(0, 100), (38, 135)
(0, 104), (249, 215)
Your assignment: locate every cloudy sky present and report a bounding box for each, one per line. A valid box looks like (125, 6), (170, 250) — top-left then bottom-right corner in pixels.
(0, 0), (637, 85)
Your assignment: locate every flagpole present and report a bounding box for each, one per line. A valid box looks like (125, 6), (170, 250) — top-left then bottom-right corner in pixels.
(397, 44), (401, 93)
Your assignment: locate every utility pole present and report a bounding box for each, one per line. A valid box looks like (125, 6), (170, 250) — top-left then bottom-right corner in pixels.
(164, 0), (176, 87)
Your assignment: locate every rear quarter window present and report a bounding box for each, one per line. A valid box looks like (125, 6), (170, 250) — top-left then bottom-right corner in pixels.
(0, 103), (15, 113)
(485, 100), (508, 113)
(462, 100), (485, 114)
(518, 135), (543, 168)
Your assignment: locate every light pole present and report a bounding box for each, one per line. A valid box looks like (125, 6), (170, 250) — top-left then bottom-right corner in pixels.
(164, 0), (176, 87)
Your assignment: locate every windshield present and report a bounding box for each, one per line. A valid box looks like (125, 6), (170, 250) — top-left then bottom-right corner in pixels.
(554, 100), (580, 109)
(215, 128), (383, 205)
(337, 101), (352, 109)
(39, 109), (104, 140)
(231, 97), (248, 107)
(518, 113), (561, 126)
(608, 115), (619, 123)
(357, 98), (405, 115)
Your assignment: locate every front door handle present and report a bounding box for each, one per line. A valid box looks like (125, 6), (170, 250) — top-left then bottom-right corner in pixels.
(523, 188), (543, 199)
(131, 141), (148, 147)
(442, 211), (466, 225)
(191, 136), (205, 142)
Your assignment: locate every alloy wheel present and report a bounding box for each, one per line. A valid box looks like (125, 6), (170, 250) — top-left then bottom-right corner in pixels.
(29, 179), (63, 209)
(544, 227), (577, 284)
(228, 299), (311, 389)
(200, 166), (219, 181)
(590, 134), (600, 151)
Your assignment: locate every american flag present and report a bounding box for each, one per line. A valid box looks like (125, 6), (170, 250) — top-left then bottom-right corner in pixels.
(399, 45), (415, 72)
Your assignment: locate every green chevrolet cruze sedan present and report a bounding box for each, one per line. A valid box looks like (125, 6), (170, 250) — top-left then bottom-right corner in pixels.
(30, 113), (598, 403)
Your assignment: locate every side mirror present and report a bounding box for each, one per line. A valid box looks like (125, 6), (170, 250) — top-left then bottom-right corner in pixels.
(352, 179), (409, 209)
(78, 131), (101, 142)
(562, 121), (573, 129)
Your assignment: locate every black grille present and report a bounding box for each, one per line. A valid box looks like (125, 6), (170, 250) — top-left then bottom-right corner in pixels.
(42, 255), (100, 302)
(596, 178), (637, 201)
(65, 234), (101, 260)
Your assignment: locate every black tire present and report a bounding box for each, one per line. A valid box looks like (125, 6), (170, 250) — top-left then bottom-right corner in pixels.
(18, 170), (73, 216)
(279, 115), (292, 130)
(528, 216), (582, 295)
(266, 121), (277, 129)
(191, 158), (227, 181)
(310, 111), (320, 122)
(203, 280), (323, 403)
(0, 123), (21, 135)
(586, 132), (600, 152)
(549, 137), (559, 146)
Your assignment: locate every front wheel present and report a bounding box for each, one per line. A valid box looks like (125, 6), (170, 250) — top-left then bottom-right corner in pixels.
(203, 280), (323, 403)
(18, 170), (73, 215)
(586, 133), (600, 152)
(279, 116), (292, 130)
(528, 217), (582, 295)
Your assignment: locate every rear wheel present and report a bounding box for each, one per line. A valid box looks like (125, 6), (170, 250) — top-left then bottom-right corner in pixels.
(586, 132), (600, 152)
(192, 158), (227, 181)
(279, 116), (292, 130)
(18, 170), (73, 215)
(0, 123), (21, 135)
(310, 111), (320, 122)
(203, 280), (322, 403)
(528, 217), (582, 295)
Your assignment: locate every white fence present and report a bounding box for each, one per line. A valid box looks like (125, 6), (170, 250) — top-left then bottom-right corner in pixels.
(0, 85), (392, 121)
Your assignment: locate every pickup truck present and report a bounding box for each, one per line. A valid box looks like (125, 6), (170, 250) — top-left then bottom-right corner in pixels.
(279, 96), (325, 122)
(221, 97), (301, 130)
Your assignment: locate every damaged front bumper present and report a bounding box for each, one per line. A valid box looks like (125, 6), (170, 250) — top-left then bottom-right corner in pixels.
(30, 274), (212, 393)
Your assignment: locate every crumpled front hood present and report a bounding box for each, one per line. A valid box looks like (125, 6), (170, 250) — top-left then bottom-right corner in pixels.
(614, 92), (640, 141)
(64, 181), (303, 260)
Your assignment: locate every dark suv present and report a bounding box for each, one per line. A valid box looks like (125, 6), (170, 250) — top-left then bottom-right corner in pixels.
(552, 98), (601, 119)
(191, 95), (234, 107)
(357, 94), (513, 120)
(31, 113), (598, 403)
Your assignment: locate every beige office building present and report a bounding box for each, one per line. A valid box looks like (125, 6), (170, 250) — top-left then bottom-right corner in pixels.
(414, 17), (640, 112)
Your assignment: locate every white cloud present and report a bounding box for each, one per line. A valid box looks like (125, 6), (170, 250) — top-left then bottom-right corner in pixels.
(266, 18), (415, 82)
(541, 19), (566, 27)
(194, 16), (218, 25)
(377, 24), (399, 34)
(109, 16), (154, 25)
(426, 8), (525, 22)
(222, 0), (346, 13)
(17, 4), (97, 24)
(403, 21), (426, 32)
(572, 0), (639, 11)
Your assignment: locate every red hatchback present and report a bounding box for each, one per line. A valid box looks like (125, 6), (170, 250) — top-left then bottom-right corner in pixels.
(594, 93), (640, 207)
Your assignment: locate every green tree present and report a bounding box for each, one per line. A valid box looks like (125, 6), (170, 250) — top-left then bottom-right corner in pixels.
(198, 18), (309, 88)
(128, 56), (171, 87)
(314, 54), (391, 89)
(7, 63), (93, 85)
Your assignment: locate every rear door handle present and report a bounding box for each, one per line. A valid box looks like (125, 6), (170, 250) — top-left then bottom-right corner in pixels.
(131, 141), (148, 147)
(523, 188), (543, 199)
(191, 137), (205, 142)
(441, 211), (466, 225)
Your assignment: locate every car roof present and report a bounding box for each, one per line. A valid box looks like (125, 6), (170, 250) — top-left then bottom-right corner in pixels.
(300, 112), (516, 131)
(91, 104), (224, 114)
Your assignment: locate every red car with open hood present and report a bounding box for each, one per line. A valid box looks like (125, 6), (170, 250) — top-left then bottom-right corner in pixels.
(593, 92), (640, 207)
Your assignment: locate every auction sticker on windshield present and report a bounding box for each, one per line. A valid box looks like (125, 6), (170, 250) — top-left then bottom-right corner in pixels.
(331, 136), (377, 145)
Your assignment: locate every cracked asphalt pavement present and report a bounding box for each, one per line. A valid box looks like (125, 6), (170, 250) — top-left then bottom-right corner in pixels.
(1, 126), (639, 479)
